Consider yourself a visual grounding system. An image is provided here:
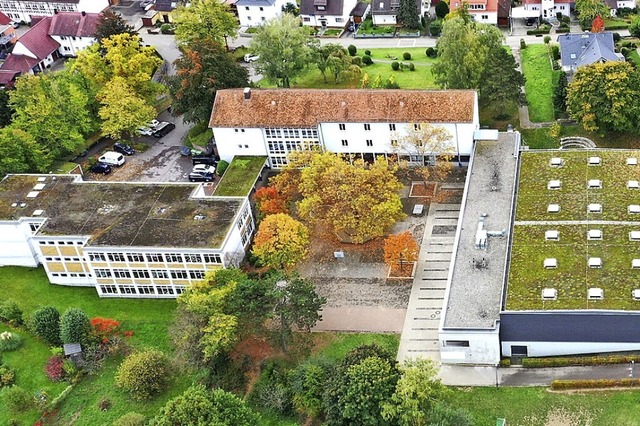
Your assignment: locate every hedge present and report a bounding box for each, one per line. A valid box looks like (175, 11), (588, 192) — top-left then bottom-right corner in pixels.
(551, 378), (640, 390)
(556, 28), (570, 33)
(605, 23), (630, 30)
(527, 29), (551, 35)
(522, 354), (640, 368)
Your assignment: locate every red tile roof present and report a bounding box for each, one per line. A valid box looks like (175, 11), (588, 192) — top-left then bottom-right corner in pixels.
(0, 54), (38, 74)
(49, 12), (100, 37)
(0, 11), (11, 25)
(0, 70), (20, 85)
(16, 16), (59, 60)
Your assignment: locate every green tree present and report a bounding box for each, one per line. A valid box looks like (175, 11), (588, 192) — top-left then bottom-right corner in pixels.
(630, 15), (640, 38)
(313, 43), (346, 83)
(426, 403), (475, 426)
(566, 61), (640, 132)
(435, 1), (449, 18)
(97, 77), (157, 139)
(252, 213), (309, 270)
(553, 71), (568, 116)
(291, 360), (331, 418)
(575, 0), (609, 28)
(94, 9), (135, 43)
(152, 385), (260, 425)
(478, 46), (526, 117)
(282, 2), (300, 16)
(250, 14), (316, 88)
(397, 0), (421, 29)
(432, 17), (503, 90)
(174, 0), (238, 47)
(59, 308), (91, 345)
(0, 127), (46, 176)
(0, 89), (14, 128)
(31, 306), (61, 346)
(115, 349), (170, 401)
(167, 37), (248, 124)
(327, 48), (361, 83)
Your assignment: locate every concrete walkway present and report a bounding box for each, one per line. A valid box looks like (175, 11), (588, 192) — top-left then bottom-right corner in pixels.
(397, 196), (463, 363)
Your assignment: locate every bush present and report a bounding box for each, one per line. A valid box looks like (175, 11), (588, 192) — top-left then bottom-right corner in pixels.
(216, 160), (229, 177)
(347, 44), (357, 56)
(544, 35), (551, 44)
(522, 354), (640, 368)
(0, 364), (15, 387)
(391, 61), (400, 71)
(0, 300), (23, 326)
(160, 24), (174, 34)
(351, 56), (362, 66)
(520, 38), (526, 49)
(435, 0), (449, 19)
(551, 378), (640, 390)
(60, 308), (91, 345)
(45, 355), (65, 382)
(364, 49), (371, 56)
(409, 63), (415, 71)
(115, 349), (169, 401)
(113, 412), (146, 426)
(550, 45), (560, 61)
(0, 331), (22, 352)
(362, 54), (373, 65)
(613, 32), (622, 42)
(1, 385), (32, 413)
(249, 360), (293, 415)
(425, 47), (435, 57)
(31, 306), (61, 346)
(621, 47), (630, 57)
(429, 19), (442, 36)
(49, 385), (73, 409)
(402, 52), (411, 60)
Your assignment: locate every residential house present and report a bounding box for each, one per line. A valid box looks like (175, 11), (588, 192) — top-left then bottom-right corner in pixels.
(300, 0), (357, 28)
(1, 16), (60, 76)
(48, 11), (99, 57)
(0, 0), (108, 24)
(236, 0), (291, 27)
(371, 0), (426, 25)
(350, 2), (370, 24)
(520, 0), (572, 19)
(0, 174), (259, 298)
(0, 11), (17, 56)
(209, 88), (479, 169)
(558, 32), (623, 73)
(449, 0), (511, 25)
(604, 0), (636, 16)
(154, 0), (177, 24)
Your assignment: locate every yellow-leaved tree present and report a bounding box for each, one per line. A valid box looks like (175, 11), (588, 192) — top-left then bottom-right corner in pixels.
(252, 213), (310, 270)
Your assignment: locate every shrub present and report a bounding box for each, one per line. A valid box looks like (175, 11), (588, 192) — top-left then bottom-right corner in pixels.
(99, 397), (112, 411)
(551, 378), (640, 390)
(347, 44), (357, 56)
(0, 364), (15, 387)
(429, 19), (442, 36)
(91, 317), (121, 342)
(425, 47), (435, 57)
(2, 385), (32, 413)
(402, 51), (411, 60)
(435, 0), (449, 19)
(409, 63), (415, 71)
(522, 354), (640, 368)
(351, 56), (362, 66)
(0, 331), (22, 352)
(391, 61), (400, 71)
(0, 300), (23, 326)
(115, 349), (169, 401)
(550, 45), (560, 61)
(364, 49), (371, 56)
(621, 47), (630, 57)
(544, 35), (551, 44)
(160, 24), (174, 34)
(613, 32), (622, 42)
(249, 360), (293, 415)
(520, 38), (526, 49)
(45, 355), (65, 382)
(216, 160), (229, 177)
(362, 54), (373, 65)
(31, 306), (61, 346)
(113, 412), (146, 426)
(60, 308), (91, 345)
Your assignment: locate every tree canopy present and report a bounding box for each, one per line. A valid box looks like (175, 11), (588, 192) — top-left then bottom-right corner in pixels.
(173, 0), (238, 46)
(94, 10), (136, 43)
(575, 0), (609, 28)
(252, 213), (310, 270)
(478, 46), (526, 116)
(397, 0), (421, 29)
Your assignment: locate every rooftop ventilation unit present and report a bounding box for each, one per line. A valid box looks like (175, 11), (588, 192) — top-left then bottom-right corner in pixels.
(542, 288), (557, 300)
(588, 257), (602, 268)
(32, 210), (43, 216)
(10, 202), (17, 207)
(630, 231), (640, 241)
(549, 157), (564, 167)
(19, 203), (26, 208)
(544, 258), (557, 269)
(629, 205), (640, 214)
(37, 177), (46, 182)
(545, 230), (559, 241)
(588, 288), (604, 300)
(632, 259), (640, 269)
(588, 156), (601, 166)
(588, 229), (603, 240)
(33, 183), (45, 190)
(633, 289), (640, 300)
(475, 216), (488, 250)
(628, 180), (639, 189)
(588, 203), (602, 213)
(193, 215), (206, 221)
(547, 204), (560, 213)
(26, 191), (39, 198)
(588, 179), (602, 189)
(628, 157), (638, 166)
(548, 180), (561, 190)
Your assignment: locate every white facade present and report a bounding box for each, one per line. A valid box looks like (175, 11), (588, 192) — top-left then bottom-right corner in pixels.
(11, 40), (55, 68)
(0, 219), (43, 267)
(51, 34), (95, 57)
(372, 13), (396, 24)
(439, 329), (501, 365)
(501, 341), (640, 357)
(301, 0), (357, 27)
(524, 1), (571, 17)
(0, 0), (108, 23)
(471, 11), (498, 24)
(237, 0), (289, 27)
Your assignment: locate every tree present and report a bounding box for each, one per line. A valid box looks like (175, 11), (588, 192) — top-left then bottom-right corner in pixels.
(0, 127), (46, 176)
(98, 77), (157, 139)
(435, 1), (449, 19)
(31, 306), (61, 346)
(59, 308), (91, 345)
(293, 152), (405, 243)
(432, 17), (504, 90)
(553, 71), (568, 116)
(575, 0), (609, 28)
(478, 46), (526, 117)
(167, 38), (248, 124)
(591, 14), (605, 32)
(152, 385), (260, 425)
(426, 403), (475, 426)
(566, 61), (640, 132)
(397, 0), (420, 29)
(313, 43), (347, 83)
(255, 185), (290, 215)
(282, 2), (299, 16)
(174, 0), (238, 47)
(384, 231), (419, 274)
(250, 14), (316, 88)
(291, 360), (331, 418)
(630, 16), (640, 38)
(94, 10), (135, 43)
(115, 349), (170, 400)
(0, 89), (14, 128)
(327, 48), (361, 83)
(252, 213), (310, 270)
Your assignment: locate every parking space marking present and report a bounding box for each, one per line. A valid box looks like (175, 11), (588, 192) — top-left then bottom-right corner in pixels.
(397, 39), (416, 48)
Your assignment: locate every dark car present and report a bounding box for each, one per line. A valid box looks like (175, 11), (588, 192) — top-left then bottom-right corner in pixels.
(192, 155), (218, 166)
(189, 170), (215, 182)
(153, 122), (176, 138)
(90, 163), (112, 174)
(525, 17), (538, 26)
(113, 142), (135, 156)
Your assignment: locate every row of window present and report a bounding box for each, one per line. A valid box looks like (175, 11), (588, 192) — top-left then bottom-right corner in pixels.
(51, 272), (90, 278)
(45, 257), (82, 262)
(338, 123), (418, 131)
(265, 128), (319, 139)
(99, 285), (185, 296)
(341, 139), (375, 147)
(87, 252), (221, 264)
(38, 240), (82, 246)
(267, 141), (321, 154)
(94, 268), (206, 280)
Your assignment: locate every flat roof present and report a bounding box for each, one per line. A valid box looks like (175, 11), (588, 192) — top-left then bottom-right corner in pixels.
(443, 134), (519, 328)
(0, 175), (244, 249)
(506, 149), (640, 311)
(213, 156), (267, 197)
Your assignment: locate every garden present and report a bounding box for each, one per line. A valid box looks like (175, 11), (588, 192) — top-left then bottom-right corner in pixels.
(520, 44), (559, 122)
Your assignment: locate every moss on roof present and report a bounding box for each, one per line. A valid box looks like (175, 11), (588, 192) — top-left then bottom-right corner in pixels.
(213, 156), (267, 197)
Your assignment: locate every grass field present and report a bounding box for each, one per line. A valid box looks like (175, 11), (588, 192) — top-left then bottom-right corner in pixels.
(520, 44), (558, 123)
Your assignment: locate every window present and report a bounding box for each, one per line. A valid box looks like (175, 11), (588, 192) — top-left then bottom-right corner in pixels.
(364, 123), (371, 131)
(234, 129), (238, 132)
(391, 139), (398, 147)
(341, 139), (348, 147)
(303, 17), (310, 21)
(245, 6), (249, 9)
(151, 270), (169, 279)
(247, 16), (252, 20)
(137, 286), (155, 295)
(165, 253), (183, 263)
(481, 14), (488, 19)
(113, 269), (131, 278)
(126, 253), (145, 262)
(132, 270), (150, 279)
(88, 253), (105, 262)
(261, 17), (265, 21)
(95, 269), (112, 278)
(389, 124), (396, 131)
(189, 270), (205, 280)
(339, 123), (346, 130)
(259, 6), (263, 10)
(64, 47), (70, 51)
(29, 222), (41, 232)
(60, 35), (66, 40)
(118, 285), (136, 294)
(203, 254), (222, 264)
(366, 139), (373, 147)
(146, 253), (163, 262)
(184, 254), (202, 263)
(413, 123), (421, 131)
(170, 270), (188, 279)
(175, 287), (185, 295)
(443, 340), (470, 347)
(100, 285), (118, 294)
(107, 253), (125, 262)
(336, 17), (343, 22)
(157, 286), (174, 295)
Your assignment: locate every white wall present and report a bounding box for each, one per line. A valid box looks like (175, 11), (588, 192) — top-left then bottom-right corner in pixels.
(302, 14), (349, 27)
(0, 221), (39, 267)
(372, 13), (396, 25)
(52, 35), (95, 57)
(0, 0), (108, 23)
(237, 0), (287, 27)
(617, 0), (635, 8)
(11, 41), (36, 59)
(212, 128), (268, 163)
(439, 329), (501, 365)
(77, 0), (109, 14)
(471, 11), (497, 25)
(502, 341), (640, 357)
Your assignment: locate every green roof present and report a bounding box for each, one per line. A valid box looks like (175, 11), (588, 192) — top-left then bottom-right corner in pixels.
(213, 156), (267, 197)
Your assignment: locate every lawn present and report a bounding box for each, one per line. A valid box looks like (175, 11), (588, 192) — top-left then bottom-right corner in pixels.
(520, 44), (558, 122)
(214, 155), (268, 196)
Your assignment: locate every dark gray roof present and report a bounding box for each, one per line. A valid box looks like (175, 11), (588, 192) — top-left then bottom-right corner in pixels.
(350, 1), (369, 16)
(235, 0), (276, 6)
(603, 0), (617, 9)
(300, 0), (345, 16)
(558, 32), (622, 68)
(154, 0), (176, 12)
(372, 0), (419, 15)
(501, 312), (640, 343)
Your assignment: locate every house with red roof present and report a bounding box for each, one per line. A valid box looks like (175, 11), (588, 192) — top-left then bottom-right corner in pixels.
(5, 16), (59, 75)
(449, 0), (511, 25)
(48, 11), (99, 57)
(0, 0), (107, 24)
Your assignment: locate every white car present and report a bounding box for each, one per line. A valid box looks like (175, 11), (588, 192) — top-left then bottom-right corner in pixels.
(137, 126), (154, 136)
(98, 151), (125, 167)
(192, 164), (216, 175)
(244, 54), (259, 63)
(147, 119), (160, 129)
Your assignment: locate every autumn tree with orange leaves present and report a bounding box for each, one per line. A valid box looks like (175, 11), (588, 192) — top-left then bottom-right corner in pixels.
(255, 185), (289, 216)
(384, 231), (419, 274)
(252, 213), (310, 270)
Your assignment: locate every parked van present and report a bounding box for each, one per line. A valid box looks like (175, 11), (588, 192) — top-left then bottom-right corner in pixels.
(98, 151), (125, 166)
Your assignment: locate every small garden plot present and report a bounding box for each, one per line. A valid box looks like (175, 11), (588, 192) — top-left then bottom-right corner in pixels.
(409, 181), (437, 197)
(213, 156), (267, 197)
(520, 44), (558, 122)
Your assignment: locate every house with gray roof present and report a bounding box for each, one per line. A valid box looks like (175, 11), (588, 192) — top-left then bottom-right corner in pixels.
(558, 32), (624, 74)
(300, 0), (364, 28)
(236, 0), (292, 27)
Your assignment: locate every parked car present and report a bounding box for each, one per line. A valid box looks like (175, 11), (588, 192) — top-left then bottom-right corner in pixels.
(189, 169), (215, 182)
(137, 126), (154, 136)
(140, 0), (154, 8)
(244, 54), (259, 63)
(10, 21), (19, 29)
(192, 164), (216, 175)
(153, 122), (176, 138)
(90, 163), (112, 174)
(113, 142), (135, 156)
(192, 155), (218, 166)
(98, 151), (125, 166)
(147, 119), (160, 129)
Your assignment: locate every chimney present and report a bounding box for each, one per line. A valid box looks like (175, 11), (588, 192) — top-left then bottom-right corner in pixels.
(243, 87), (251, 100)
(81, 11), (86, 16)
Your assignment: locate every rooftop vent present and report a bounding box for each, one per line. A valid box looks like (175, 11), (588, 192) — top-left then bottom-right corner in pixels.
(475, 216), (488, 250)
(588, 257), (602, 268)
(32, 210), (43, 216)
(628, 180), (639, 189)
(544, 258), (557, 269)
(26, 191), (39, 198)
(156, 207), (166, 214)
(549, 157), (564, 167)
(588, 179), (602, 189)
(37, 177), (46, 182)
(19, 203), (26, 208)
(193, 214), (206, 221)
(628, 157), (638, 166)
(547, 204), (560, 213)
(588, 288), (604, 300)
(542, 288), (557, 300)
(243, 87), (251, 100)
(548, 180), (561, 190)
(630, 231), (640, 241)
(271, 100), (276, 105)
(588, 229), (603, 240)
(632, 259), (640, 269)
(588, 203), (602, 213)
(633, 289), (640, 300)
(33, 183), (45, 190)
(588, 156), (601, 166)
(10, 202), (17, 207)
(629, 205), (640, 214)
(545, 230), (559, 241)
